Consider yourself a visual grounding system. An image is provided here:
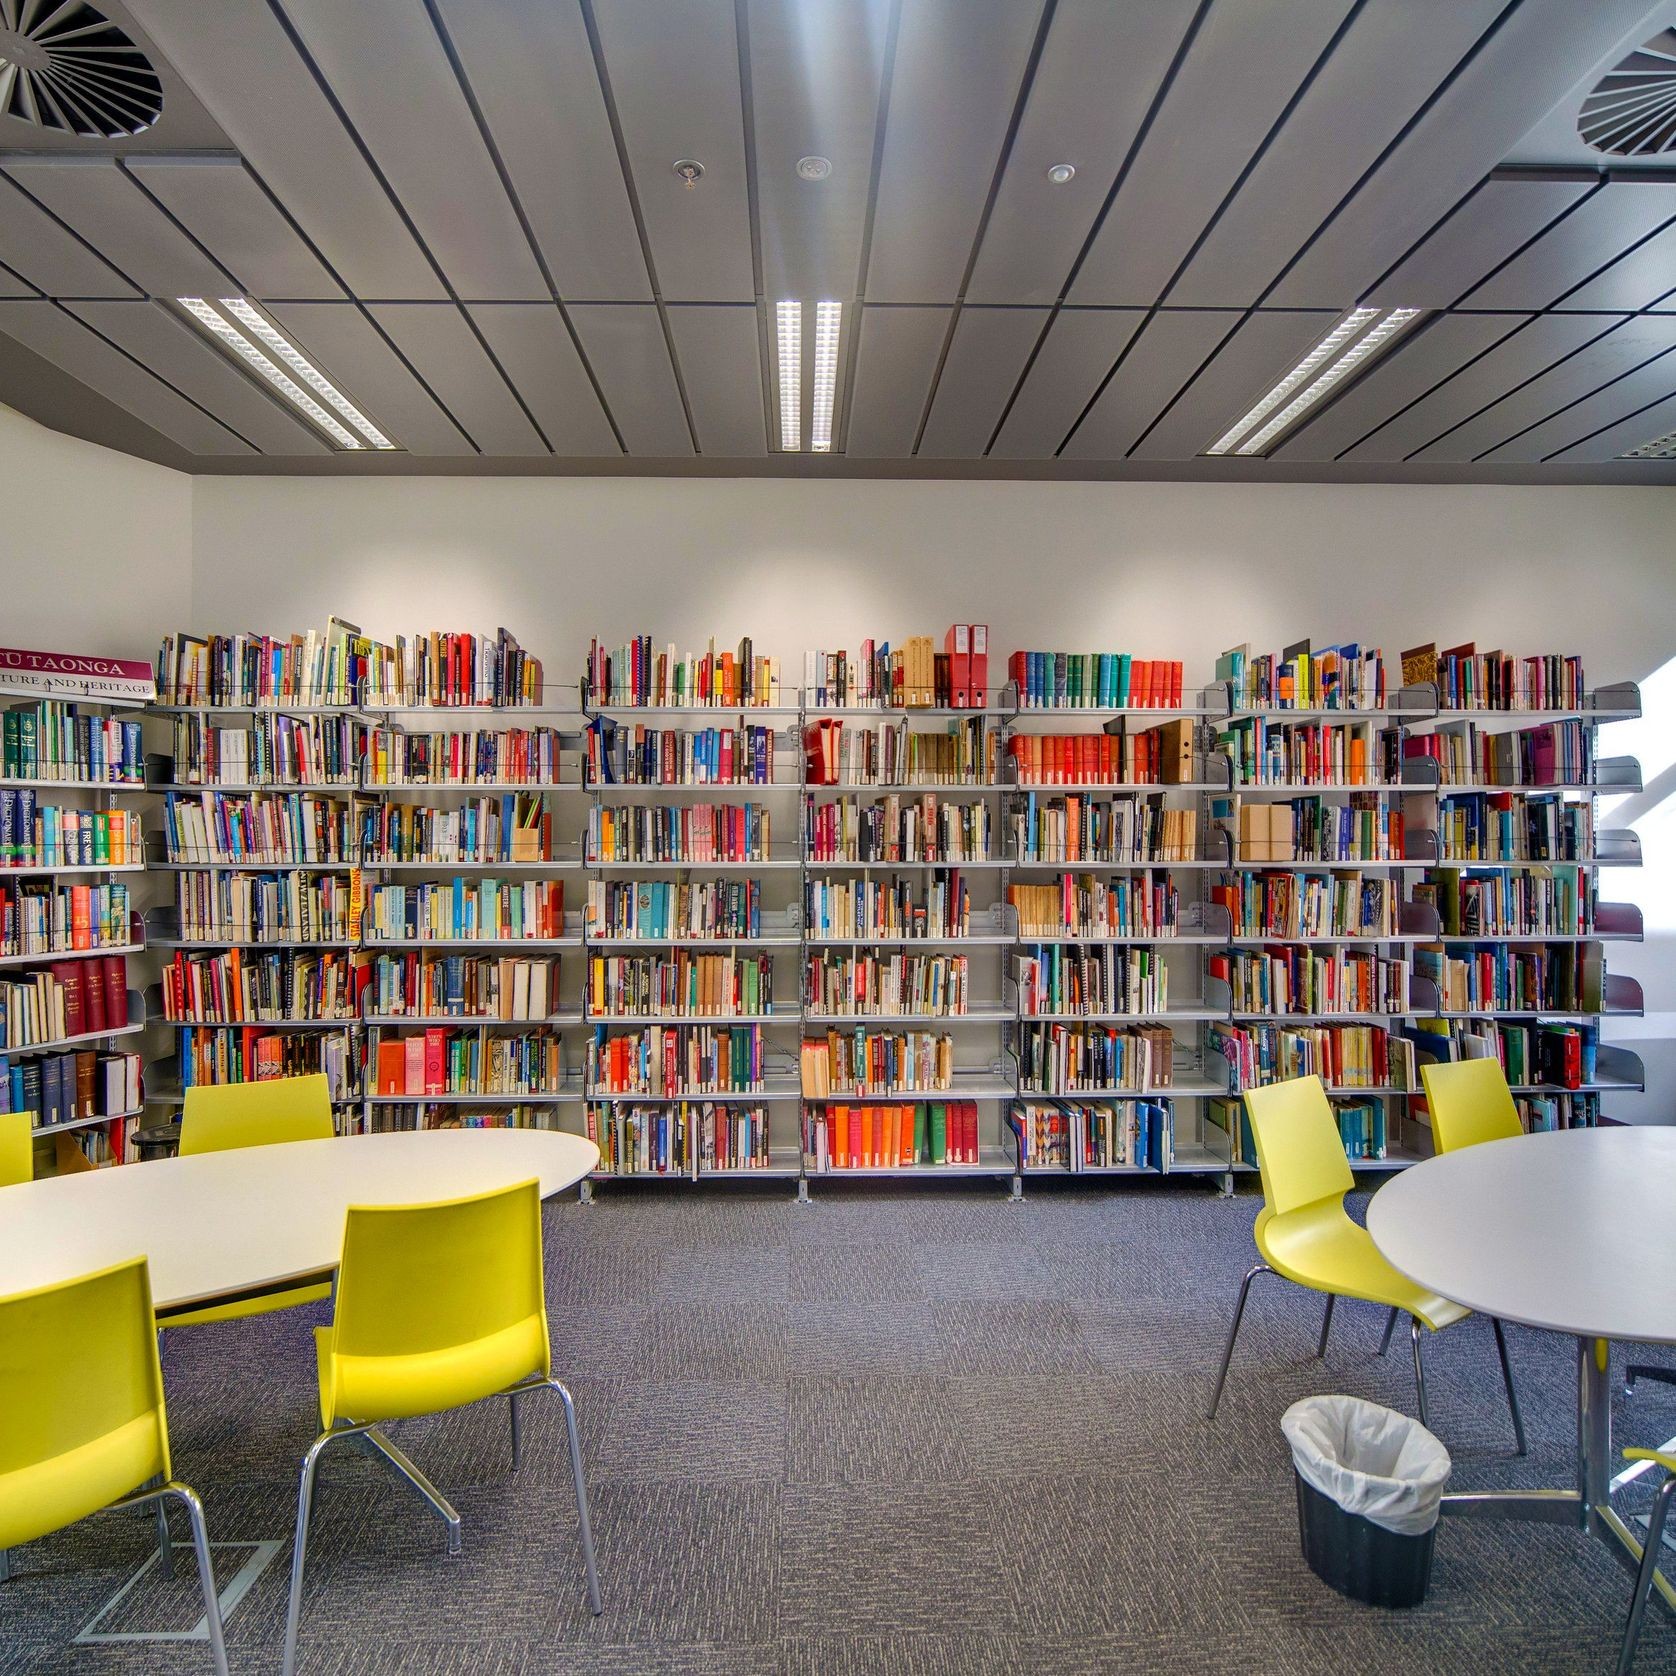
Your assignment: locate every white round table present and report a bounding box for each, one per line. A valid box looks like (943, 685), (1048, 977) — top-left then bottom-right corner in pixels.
(1368, 1126), (1676, 1614)
(0, 1129), (599, 1314)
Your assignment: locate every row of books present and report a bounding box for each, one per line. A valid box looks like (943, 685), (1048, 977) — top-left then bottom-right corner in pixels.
(1402, 719), (1592, 787)
(1011, 1099), (1174, 1170)
(586, 952), (773, 1018)
(802, 628), (991, 710)
(0, 882), (134, 956)
(0, 1048), (142, 1129)
(373, 1028), (566, 1096)
(585, 636), (782, 709)
(1211, 873), (1398, 941)
(359, 797), (556, 866)
(586, 1023), (765, 1096)
(1409, 1016), (1600, 1089)
(807, 794), (992, 865)
(584, 878), (760, 942)
(1007, 873), (1179, 940)
(1016, 945), (1168, 1018)
(365, 724), (566, 786)
(1436, 791), (1593, 863)
(167, 714), (360, 786)
(802, 1099), (983, 1168)
(1205, 1022), (1416, 1092)
(1008, 652), (1185, 710)
(587, 803), (771, 865)
(1208, 1093), (1389, 1164)
(1014, 1021), (1176, 1093)
(3, 702), (145, 783)
(1405, 642), (1587, 712)
(0, 800), (141, 868)
(365, 952), (560, 1020)
(1212, 947), (1411, 1016)
(1217, 641), (1387, 711)
(175, 1026), (357, 1097)
(362, 879), (566, 944)
(1420, 866), (1591, 937)
(803, 952), (969, 1018)
(0, 955), (130, 1048)
(1214, 795), (1403, 863)
(1218, 717), (1377, 786)
(802, 873), (970, 941)
(159, 949), (361, 1025)
(1010, 794), (1199, 865)
(169, 870), (354, 945)
(586, 719), (777, 787)
(162, 790), (352, 865)
(585, 1102), (775, 1173)
(799, 1029), (955, 1097)
(1415, 944), (1600, 1014)
(1005, 719), (1195, 787)
(803, 716), (997, 786)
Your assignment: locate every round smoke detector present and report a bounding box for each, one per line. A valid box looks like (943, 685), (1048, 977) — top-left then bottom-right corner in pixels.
(0, 0), (163, 139)
(1579, 27), (1676, 157)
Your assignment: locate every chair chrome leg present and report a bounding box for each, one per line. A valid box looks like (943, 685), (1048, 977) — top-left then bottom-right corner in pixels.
(1617, 1471), (1676, 1675)
(509, 1390), (524, 1475)
(145, 1472), (174, 1580)
(1316, 1294), (1336, 1360)
(1491, 1318), (1527, 1457)
(546, 1379), (602, 1615)
(362, 1427), (463, 1556)
(1207, 1262), (1274, 1420)
(169, 1484), (230, 1676)
(1378, 1306), (1399, 1357)
(0, 1547), (10, 1583)
(1410, 1318), (1429, 1428)
(282, 1429), (342, 1676)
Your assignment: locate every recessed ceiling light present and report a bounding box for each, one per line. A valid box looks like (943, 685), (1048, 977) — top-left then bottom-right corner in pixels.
(811, 300), (840, 453)
(176, 297), (396, 450)
(1204, 306), (1423, 457)
(776, 299), (801, 453)
(1621, 426), (1676, 458)
(1046, 163), (1075, 184)
(797, 156), (832, 181)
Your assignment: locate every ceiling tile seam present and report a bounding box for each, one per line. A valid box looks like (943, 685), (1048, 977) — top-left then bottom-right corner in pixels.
(0, 254), (38, 298)
(575, 0), (700, 455)
(113, 159), (246, 295)
(732, 0), (776, 456)
(1539, 381), (1676, 462)
(908, 0), (1057, 456)
(1249, 0), (1527, 309)
(1001, 0), (1218, 459)
(420, 0), (614, 455)
(0, 171), (142, 298)
(1398, 313), (1637, 460)
(1469, 339), (1676, 463)
(1543, 207), (1676, 312)
(836, 0), (904, 457)
(47, 297), (262, 452)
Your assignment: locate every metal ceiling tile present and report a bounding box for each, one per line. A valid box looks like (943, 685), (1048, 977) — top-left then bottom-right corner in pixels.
(64, 299), (330, 454)
(0, 173), (137, 298)
(1482, 333), (1676, 464)
(465, 305), (620, 457)
(588, 0), (755, 304)
(965, 0), (1198, 307)
(1556, 218), (1676, 313)
(1068, 0), (1357, 307)
(121, 0), (444, 299)
(265, 303), (473, 455)
(1363, 177), (1598, 311)
(1060, 310), (1242, 458)
(1460, 181), (1676, 311)
(1269, 0), (1668, 307)
(864, 0), (1048, 304)
(426, 0), (648, 302)
(0, 158), (235, 297)
(1341, 313), (1614, 462)
(844, 305), (950, 455)
(746, 0), (891, 304)
(0, 299), (253, 455)
(567, 304), (694, 456)
(1131, 311), (1338, 459)
(1545, 390), (1676, 464)
(918, 306), (1049, 457)
(989, 308), (1145, 457)
(277, 0), (546, 301)
(1169, 1), (1504, 309)
(0, 261), (32, 298)
(666, 305), (768, 457)
(1273, 312), (1524, 461)
(123, 157), (343, 301)
(366, 304), (546, 455)
(1413, 316), (1676, 463)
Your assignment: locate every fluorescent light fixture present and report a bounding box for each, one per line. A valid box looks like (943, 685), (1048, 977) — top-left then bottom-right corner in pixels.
(776, 299), (801, 452)
(175, 297), (395, 450)
(811, 300), (840, 453)
(1204, 306), (1424, 458)
(1621, 426), (1676, 459)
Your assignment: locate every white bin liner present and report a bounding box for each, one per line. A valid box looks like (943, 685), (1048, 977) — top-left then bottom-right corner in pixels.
(1282, 1395), (1452, 1537)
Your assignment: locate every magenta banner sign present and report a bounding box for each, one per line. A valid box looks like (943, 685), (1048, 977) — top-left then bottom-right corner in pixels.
(0, 646), (155, 705)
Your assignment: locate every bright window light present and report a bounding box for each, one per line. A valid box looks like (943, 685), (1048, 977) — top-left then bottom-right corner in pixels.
(176, 298), (393, 451)
(1204, 306), (1424, 458)
(811, 300), (840, 453)
(776, 299), (802, 452)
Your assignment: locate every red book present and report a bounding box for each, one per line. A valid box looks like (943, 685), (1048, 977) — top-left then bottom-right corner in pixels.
(423, 1027), (446, 1095)
(50, 961), (85, 1040)
(102, 955), (127, 1028)
(378, 1040), (405, 1095)
(945, 625), (971, 710)
(968, 626), (988, 708)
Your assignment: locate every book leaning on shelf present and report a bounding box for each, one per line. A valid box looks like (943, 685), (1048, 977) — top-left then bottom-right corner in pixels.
(1009, 793), (1196, 865)
(1015, 945), (1166, 1017)
(587, 951), (772, 1018)
(807, 794), (992, 863)
(799, 1029), (954, 1096)
(0, 956), (129, 1048)
(803, 716), (995, 786)
(803, 1099), (980, 1169)
(1008, 651), (1184, 710)
(587, 804), (771, 864)
(803, 951), (968, 1017)
(360, 796), (557, 865)
(0, 880), (134, 957)
(171, 870), (355, 944)
(0, 1048), (141, 1128)
(162, 790), (355, 865)
(365, 722), (566, 785)
(362, 878), (565, 943)
(0, 800), (141, 867)
(584, 635), (780, 708)
(803, 873), (970, 940)
(585, 878), (760, 942)
(1400, 642), (1585, 711)
(174, 1026), (358, 1097)
(1014, 1021), (1174, 1093)
(374, 1029), (566, 1097)
(586, 1023), (764, 1096)
(160, 949), (365, 1025)
(1216, 640), (1386, 710)
(167, 713), (361, 786)
(367, 952), (560, 1020)
(585, 718), (779, 787)
(2, 701), (144, 782)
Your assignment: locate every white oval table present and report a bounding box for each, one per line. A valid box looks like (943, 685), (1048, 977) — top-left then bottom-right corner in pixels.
(1368, 1126), (1676, 1616)
(0, 1129), (599, 1315)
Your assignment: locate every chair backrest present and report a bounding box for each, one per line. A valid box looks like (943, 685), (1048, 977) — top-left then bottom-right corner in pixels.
(180, 1074), (335, 1156)
(330, 1178), (547, 1364)
(0, 1257), (169, 1548)
(0, 1108), (32, 1186)
(1421, 1057), (1523, 1153)
(1245, 1076), (1354, 1219)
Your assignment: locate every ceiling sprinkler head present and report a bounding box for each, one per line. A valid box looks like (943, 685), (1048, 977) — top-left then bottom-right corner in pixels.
(673, 159), (705, 188)
(797, 156), (832, 181)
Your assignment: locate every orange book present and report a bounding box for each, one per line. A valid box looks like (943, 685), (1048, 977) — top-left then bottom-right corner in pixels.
(859, 1104), (874, 1169)
(1349, 734), (1368, 785)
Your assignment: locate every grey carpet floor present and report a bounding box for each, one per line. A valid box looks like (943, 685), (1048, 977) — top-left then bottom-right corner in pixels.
(3, 1180), (1675, 1675)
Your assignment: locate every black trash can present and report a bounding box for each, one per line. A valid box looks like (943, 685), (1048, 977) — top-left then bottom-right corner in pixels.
(1282, 1395), (1451, 1610)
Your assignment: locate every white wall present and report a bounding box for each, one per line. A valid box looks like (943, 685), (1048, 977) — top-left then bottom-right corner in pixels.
(0, 403), (191, 653)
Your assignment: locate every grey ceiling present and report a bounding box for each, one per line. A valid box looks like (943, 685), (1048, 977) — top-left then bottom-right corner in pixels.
(1, 0), (1675, 481)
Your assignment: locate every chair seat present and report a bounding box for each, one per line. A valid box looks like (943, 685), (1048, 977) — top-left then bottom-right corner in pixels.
(316, 1316), (548, 1426)
(1258, 1203), (1469, 1330)
(163, 1281), (332, 1330)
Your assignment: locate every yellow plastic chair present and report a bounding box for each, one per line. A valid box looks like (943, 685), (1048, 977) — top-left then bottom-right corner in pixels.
(0, 1258), (229, 1674)
(0, 1108), (32, 1186)
(1207, 1075), (1525, 1453)
(1421, 1057), (1523, 1153)
(165, 1075), (336, 1327)
(1618, 1448), (1676, 1673)
(281, 1178), (600, 1676)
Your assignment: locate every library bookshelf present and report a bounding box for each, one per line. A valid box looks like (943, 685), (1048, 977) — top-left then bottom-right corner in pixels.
(133, 652), (1644, 1201)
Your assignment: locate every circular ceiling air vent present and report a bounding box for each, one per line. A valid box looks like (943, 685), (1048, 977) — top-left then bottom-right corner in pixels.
(0, 0), (163, 139)
(1579, 28), (1676, 157)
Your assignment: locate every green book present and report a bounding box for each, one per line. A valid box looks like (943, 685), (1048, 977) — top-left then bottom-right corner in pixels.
(1117, 654), (1131, 707)
(911, 1103), (926, 1164)
(929, 1102), (947, 1164)
(2, 711), (16, 777)
(16, 709), (37, 778)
